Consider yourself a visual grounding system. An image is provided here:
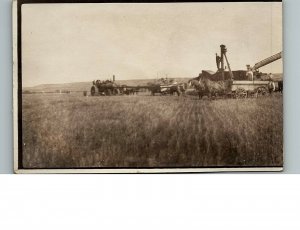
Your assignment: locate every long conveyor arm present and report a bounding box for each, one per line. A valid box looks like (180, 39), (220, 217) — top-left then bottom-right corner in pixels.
(252, 52), (282, 71)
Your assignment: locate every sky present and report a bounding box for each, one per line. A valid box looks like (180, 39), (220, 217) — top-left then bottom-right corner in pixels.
(22, 2), (282, 87)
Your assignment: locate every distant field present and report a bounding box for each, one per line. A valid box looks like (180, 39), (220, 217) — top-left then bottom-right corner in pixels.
(22, 94), (283, 168)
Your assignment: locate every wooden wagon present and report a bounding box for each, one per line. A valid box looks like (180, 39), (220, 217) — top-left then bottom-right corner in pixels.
(232, 80), (270, 98)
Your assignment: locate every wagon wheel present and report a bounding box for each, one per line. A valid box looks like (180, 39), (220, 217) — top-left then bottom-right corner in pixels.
(247, 90), (257, 98)
(90, 86), (96, 96)
(256, 87), (268, 97)
(235, 88), (247, 99)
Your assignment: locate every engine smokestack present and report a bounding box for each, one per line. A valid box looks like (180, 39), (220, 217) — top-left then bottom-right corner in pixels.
(113, 75), (115, 82)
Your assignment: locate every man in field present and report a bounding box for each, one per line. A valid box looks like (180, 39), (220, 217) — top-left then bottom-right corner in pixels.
(216, 53), (221, 70)
(246, 65), (254, 81)
(268, 74), (276, 94)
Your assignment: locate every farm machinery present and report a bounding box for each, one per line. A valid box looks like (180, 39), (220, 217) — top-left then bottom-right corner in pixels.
(90, 75), (138, 96)
(147, 78), (187, 96)
(231, 50), (282, 98)
(89, 75), (186, 96)
(91, 79), (119, 96)
(190, 45), (282, 99)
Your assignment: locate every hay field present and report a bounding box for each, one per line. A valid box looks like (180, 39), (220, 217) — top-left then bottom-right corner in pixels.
(22, 94), (283, 168)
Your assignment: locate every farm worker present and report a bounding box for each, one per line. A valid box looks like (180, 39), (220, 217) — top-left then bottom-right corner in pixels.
(246, 65), (254, 81)
(216, 53), (221, 70)
(268, 73), (274, 80)
(268, 74), (275, 94)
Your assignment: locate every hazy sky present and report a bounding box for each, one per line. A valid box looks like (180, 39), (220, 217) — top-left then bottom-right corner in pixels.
(22, 2), (282, 87)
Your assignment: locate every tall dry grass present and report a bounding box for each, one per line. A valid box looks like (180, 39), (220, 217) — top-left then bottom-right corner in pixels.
(22, 93), (283, 168)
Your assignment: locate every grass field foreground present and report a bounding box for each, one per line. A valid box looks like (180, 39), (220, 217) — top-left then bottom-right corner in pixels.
(22, 94), (283, 168)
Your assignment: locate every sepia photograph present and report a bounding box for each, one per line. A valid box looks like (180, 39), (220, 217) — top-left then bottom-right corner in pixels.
(13, 1), (283, 173)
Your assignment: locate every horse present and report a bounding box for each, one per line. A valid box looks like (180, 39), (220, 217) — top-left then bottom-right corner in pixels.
(123, 88), (136, 95)
(169, 84), (187, 96)
(148, 84), (161, 96)
(189, 77), (232, 99)
(188, 79), (207, 99)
